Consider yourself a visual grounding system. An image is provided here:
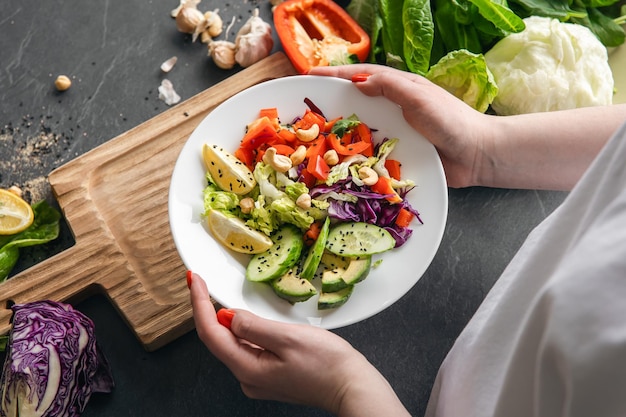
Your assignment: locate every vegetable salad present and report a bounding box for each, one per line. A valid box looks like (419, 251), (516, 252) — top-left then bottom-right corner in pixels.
(202, 99), (422, 307)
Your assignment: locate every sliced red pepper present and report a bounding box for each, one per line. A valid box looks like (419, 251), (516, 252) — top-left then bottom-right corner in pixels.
(326, 132), (371, 156)
(370, 176), (402, 204)
(298, 168), (318, 188)
(277, 128), (297, 144)
(234, 147), (256, 171)
(385, 159), (402, 180)
(294, 109), (326, 131)
(307, 154), (330, 181)
(273, 0), (371, 74)
(304, 134), (327, 160)
(394, 208), (414, 228)
(240, 116), (283, 150)
(303, 221), (322, 246)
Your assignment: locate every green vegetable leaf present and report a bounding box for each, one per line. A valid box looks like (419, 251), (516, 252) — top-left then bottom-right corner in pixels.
(426, 49), (498, 113)
(347, 0), (380, 35)
(379, 0), (408, 69)
(0, 200), (61, 282)
(468, 0), (526, 33)
(508, 0), (588, 20)
(330, 114), (361, 137)
(571, 7), (626, 47)
(403, 0), (435, 74)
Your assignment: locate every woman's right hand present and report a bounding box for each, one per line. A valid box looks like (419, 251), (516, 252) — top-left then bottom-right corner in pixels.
(309, 64), (493, 188)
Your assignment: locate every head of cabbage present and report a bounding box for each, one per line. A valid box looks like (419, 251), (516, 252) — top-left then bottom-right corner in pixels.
(0, 300), (114, 417)
(485, 16), (614, 115)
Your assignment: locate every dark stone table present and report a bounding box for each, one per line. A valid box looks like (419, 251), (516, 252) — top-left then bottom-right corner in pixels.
(0, 1), (568, 415)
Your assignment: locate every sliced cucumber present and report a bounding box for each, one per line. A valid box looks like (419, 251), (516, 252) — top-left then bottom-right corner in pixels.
(300, 217), (331, 280)
(325, 222), (396, 256)
(271, 269), (317, 304)
(318, 286), (354, 310)
(246, 225), (303, 282)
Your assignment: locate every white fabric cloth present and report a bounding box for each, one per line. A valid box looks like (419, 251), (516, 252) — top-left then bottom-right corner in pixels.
(425, 120), (626, 417)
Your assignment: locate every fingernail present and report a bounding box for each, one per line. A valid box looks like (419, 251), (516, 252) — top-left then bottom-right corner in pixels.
(351, 73), (370, 83)
(217, 308), (235, 329)
(186, 270), (193, 289)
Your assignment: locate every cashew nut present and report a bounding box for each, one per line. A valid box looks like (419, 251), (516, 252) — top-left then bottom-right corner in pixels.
(239, 197), (255, 214)
(323, 149), (339, 166)
(295, 193), (312, 209)
(290, 145), (307, 166)
(262, 147), (292, 173)
(358, 166), (379, 186)
(295, 124), (320, 142)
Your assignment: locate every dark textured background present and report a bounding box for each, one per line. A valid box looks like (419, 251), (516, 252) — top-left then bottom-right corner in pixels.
(0, 1), (572, 415)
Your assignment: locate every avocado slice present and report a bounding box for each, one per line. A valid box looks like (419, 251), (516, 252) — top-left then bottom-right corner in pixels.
(300, 217), (331, 280)
(271, 269), (317, 304)
(320, 252), (371, 292)
(318, 286), (354, 310)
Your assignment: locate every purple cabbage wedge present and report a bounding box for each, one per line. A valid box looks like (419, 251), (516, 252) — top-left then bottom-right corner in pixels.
(0, 300), (114, 417)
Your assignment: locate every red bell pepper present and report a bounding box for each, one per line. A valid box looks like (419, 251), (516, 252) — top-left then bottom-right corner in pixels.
(326, 132), (371, 156)
(394, 208), (414, 228)
(385, 159), (402, 180)
(370, 176), (402, 204)
(273, 0), (371, 74)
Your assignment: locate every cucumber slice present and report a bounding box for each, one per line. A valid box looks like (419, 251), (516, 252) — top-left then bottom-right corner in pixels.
(300, 217), (331, 280)
(271, 269), (317, 303)
(246, 225), (303, 282)
(325, 222), (396, 256)
(318, 286), (354, 310)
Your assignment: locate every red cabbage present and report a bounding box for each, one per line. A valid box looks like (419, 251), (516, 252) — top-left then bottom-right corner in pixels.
(0, 300), (114, 417)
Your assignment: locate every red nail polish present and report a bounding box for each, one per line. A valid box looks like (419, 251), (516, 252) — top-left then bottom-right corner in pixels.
(351, 73), (370, 83)
(217, 308), (235, 329)
(186, 270), (193, 289)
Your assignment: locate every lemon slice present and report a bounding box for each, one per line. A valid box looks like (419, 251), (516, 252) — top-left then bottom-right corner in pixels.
(0, 189), (34, 235)
(202, 144), (256, 195)
(207, 209), (273, 254)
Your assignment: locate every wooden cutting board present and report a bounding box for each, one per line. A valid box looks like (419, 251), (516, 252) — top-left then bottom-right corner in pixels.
(0, 53), (297, 351)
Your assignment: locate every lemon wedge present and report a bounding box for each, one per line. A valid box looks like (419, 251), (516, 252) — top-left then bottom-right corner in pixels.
(0, 189), (34, 235)
(202, 144), (256, 195)
(207, 209), (273, 254)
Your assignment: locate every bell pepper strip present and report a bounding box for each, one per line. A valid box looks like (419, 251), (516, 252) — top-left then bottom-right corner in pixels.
(294, 109), (326, 131)
(303, 220), (323, 246)
(304, 134), (327, 160)
(234, 147), (256, 171)
(385, 159), (402, 180)
(326, 132), (371, 156)
(273, 0), (371, 74)
(277, 128), (297, 144)
(240, 116), (284, 150)
(307, 154), (330, 181)
(370, 176), (402, 204)
(394, 207), (414, 228)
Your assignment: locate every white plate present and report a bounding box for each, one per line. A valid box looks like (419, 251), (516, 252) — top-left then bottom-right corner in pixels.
(168, 75), (448, 329)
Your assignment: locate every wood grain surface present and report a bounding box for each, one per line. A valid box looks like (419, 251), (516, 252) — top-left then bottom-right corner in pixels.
(0, 53), (297, 351)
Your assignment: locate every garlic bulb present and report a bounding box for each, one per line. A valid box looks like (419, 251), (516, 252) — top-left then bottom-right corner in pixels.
(175, 5), (204, 34)
(235, 9), (273, 68)
(170, 0), (200, 18)
(209, 40), (236, 70)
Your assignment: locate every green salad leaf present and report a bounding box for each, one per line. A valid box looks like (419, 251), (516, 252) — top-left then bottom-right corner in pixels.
(0, 200), (61, 282)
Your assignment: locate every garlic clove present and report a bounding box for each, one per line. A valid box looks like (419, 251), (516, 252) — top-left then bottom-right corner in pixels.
(158, 79), (181, 106)
(208, 40), (237, 70)
(160, 56), (178, 73)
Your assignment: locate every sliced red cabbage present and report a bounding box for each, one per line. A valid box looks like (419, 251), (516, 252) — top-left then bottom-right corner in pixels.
(0, 300), (114, 417)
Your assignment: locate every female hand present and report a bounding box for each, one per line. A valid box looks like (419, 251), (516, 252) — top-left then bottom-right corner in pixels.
(309, 64), (491, 188)
(310, 64), (626, 191)
(188, 272), (411, 417)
